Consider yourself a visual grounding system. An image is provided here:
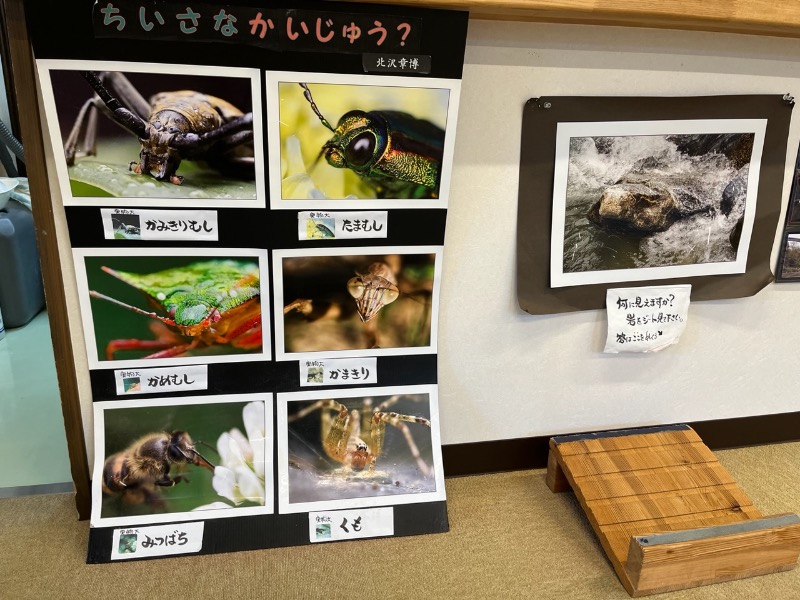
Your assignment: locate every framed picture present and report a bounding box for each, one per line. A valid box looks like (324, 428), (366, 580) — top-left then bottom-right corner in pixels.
(516, 95), (793, 314)
(551, 119), (765, 288)
(276, 385), (445, 514)
(37, 60), (266, 208)
(776, 231), (800, 281)
(266, 71), (460, 209)
(92, 394), (273, 526)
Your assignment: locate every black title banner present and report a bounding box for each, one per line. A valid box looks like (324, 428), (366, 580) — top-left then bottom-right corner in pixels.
(93, 3), (422, 54)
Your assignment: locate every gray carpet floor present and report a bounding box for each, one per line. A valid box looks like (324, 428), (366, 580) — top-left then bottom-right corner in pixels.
(3, 442), (800, 599)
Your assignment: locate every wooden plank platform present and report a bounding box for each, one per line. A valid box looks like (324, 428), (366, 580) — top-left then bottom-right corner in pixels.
(547, 425), (800, 596)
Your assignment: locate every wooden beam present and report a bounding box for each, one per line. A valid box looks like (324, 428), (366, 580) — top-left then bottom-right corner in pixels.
(1, 0), (90, 519)
(625, 514), (800, 595)
(353, 0), (800, 39)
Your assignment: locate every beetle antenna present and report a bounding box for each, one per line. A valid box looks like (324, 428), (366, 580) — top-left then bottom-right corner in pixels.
(299, 83), (335, 132)
(81, 71), (148, 139)
(89, 290), (178, 328)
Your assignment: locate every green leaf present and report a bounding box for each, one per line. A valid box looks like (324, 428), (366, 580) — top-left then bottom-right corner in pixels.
(67, 141), (257, 200)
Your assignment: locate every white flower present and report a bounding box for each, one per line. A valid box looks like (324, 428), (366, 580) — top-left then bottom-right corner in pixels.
(193, 401), (266, 510)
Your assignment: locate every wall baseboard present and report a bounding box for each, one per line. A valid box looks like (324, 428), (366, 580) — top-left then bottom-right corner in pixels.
(442, 411), (800, 477)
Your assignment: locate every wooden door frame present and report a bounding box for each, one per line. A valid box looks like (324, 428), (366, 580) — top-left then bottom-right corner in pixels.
(1, 0), (90, 519)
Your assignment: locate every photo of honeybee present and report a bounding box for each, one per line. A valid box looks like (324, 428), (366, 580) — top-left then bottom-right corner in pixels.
(98, 399), (263, 520)
(101, 430), (215, 509)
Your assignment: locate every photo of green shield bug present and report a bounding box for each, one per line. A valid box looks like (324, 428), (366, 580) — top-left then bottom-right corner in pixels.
(295, 83), (447, 200)
(86, 258), (262, 360)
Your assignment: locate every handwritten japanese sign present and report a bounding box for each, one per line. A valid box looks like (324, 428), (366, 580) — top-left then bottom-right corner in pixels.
(101, 209), (218, 241)
(111, 522), (204, 559)
(114, 365), (208, 395)
(94, 3), (421, 54)
(604, 285), (691, 353)
(309, 507), (393, 543)
(299, 357), (377, 387)
(297, 211), (388, 240)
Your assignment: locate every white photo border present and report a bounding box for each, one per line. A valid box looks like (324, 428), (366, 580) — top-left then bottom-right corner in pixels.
(265, 70), (461, 210)
(73, 247), (271, 369)
(550, 118), (767, 288)
(276, 384), (446, 514)
(272, 245), (442, 361)
(36, 59), (266, 209)
(91, 393), (274, 527)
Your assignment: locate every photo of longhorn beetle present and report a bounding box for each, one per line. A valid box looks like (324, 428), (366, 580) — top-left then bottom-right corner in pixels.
(45, 65), (261, 202)
(275, 78), (451, 201)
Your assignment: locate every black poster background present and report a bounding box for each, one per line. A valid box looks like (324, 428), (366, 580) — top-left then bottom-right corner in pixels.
(26, 0), (467, 562)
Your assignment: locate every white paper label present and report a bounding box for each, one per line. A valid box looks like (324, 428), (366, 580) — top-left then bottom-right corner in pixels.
(114, 365), (208, 395)
(605, 285), (691, 353)
(110, 522), (204, 560)
(297, 211), (388, 240)
(299, 357), (378, 386)
(309, 507), (394, 543)
(101, 209), (218, 241)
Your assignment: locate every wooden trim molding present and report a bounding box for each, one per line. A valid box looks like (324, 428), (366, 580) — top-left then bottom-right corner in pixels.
(1, 0), (91, 519)
(442, 412), (800, 477)
(353, 0), (800, 38)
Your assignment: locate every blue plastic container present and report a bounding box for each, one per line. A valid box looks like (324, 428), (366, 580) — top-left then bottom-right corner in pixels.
(0, 200), (44, 328)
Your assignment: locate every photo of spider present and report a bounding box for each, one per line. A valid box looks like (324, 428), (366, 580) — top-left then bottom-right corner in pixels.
(284, 392), (438, 507)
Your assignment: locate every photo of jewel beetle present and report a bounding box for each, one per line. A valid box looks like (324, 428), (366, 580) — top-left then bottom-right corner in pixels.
(273, 246), (441, 360)
(267, 71), (460, 207)
(73, 248), (270, 369)
(92, 394), (272, 526)
(277, 386), (445, 513)
(37, 60), (265, 207)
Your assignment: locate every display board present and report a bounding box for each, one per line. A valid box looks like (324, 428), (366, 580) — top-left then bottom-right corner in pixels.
(28, 0), (466, 561)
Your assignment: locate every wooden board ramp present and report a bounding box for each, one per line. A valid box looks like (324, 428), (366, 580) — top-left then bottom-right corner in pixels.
(546, 424), (800, 596)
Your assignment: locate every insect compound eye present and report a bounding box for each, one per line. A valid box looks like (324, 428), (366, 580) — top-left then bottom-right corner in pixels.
(345, 131), (376, 168)
(381, 287), (399, 305)
(168, 431), (192, 462)
(347, 277), (365, 299)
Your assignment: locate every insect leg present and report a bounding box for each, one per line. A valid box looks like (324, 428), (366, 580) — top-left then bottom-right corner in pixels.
(104, 338), (192, 361)
(289, 400), (354, 464)
(372, 411), (432, 477)
(81, 71), (148, 138)
(99, 71), (150, 120)
(143, 338), (201, 359)
(64, 97), (101, 165)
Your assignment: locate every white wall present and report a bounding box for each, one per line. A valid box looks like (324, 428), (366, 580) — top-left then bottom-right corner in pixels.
(39, 19), (800, 466)
(438, 20), (800, 444)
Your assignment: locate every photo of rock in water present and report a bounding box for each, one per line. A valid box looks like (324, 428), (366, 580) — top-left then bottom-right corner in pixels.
(562, 132), (754, 274)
